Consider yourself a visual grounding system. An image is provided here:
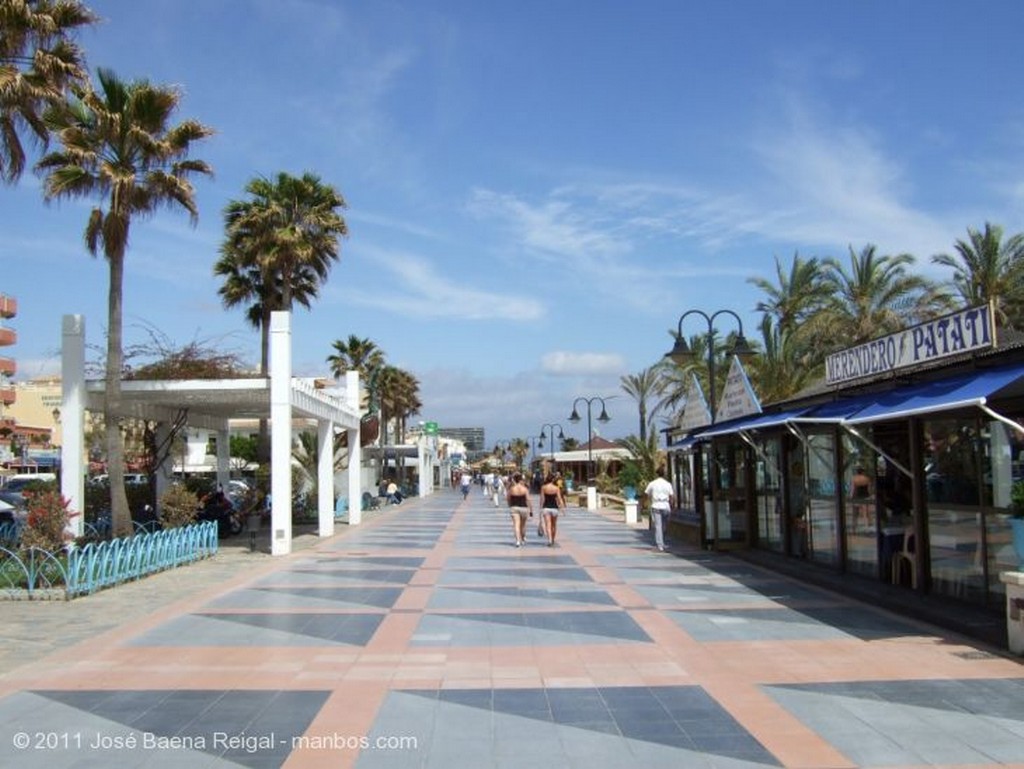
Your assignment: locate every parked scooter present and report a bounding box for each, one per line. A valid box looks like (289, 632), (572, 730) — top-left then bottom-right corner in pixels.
(197, 487), (242, 537)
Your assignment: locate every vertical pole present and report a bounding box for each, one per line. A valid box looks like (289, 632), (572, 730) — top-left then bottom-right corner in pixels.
(61, 315), (85, 539)
(346, 370), (362, 525)
(215, 425), (230, 491)
(317, 417), (334, 537)
(269, 311), (292, 555)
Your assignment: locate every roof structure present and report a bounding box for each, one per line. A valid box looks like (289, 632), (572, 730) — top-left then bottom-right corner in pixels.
(60, 312), (366, 555)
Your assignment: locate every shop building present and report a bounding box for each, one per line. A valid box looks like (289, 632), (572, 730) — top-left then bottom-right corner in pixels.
(667, 304), (1024, 630)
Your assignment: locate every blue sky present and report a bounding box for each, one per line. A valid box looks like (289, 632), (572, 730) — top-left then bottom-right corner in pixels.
(3, 0), (1024, 447)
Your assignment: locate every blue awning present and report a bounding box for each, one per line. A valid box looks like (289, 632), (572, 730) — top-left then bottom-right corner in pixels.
(693, 407), (810, 439)
(669, 435), (703, 450)
(791, 395), (878, 424)
(846, 363), (1024, 424)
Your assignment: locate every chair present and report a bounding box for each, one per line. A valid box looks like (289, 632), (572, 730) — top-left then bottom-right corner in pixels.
(891, 528), (917, 588)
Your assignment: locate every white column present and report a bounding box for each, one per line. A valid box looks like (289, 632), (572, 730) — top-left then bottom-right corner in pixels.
(269, 311), (292, 555)
(346, 370), (362, 525)
(216, 425), (230, 491)
(61, 315), (86, 539)
(317, 418), (334, 537)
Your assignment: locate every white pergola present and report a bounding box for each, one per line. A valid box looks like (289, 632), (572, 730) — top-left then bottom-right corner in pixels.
(59, 311), (364, 555)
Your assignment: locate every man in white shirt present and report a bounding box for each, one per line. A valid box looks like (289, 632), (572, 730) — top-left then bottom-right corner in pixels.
(644, 468), (675, 552)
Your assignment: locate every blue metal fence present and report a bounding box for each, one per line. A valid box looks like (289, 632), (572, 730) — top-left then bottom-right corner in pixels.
(0, 521), (219, 599)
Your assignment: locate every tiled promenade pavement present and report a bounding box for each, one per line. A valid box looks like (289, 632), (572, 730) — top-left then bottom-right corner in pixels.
(1, 491), (1023, 768)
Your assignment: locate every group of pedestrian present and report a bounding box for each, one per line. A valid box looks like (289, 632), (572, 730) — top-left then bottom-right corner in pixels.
(457, 466), (675, 554)
(506, 471), (565, 547)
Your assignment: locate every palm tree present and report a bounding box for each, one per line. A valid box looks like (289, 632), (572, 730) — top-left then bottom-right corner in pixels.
(748, 252), (831, 334)
(384, 368), (421, 445)
(932, 222), (1024, 329)
(0, 0), (96, 183)
(37, 67), (213, 536)
(215, 246), (323, 376)
(747, 315), (819, 402)
(327, 334), (386, 403)
(619, 433), (662, 493)
(620, 366), (664, 443)
(819, 244), (941, 349)
(219, 171), (345, 466)
(507, 438), (529, 470)
(222, 171), (348, 310)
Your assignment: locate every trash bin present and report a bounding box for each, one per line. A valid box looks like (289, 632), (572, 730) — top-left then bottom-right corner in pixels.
(246, 513), (261, 551)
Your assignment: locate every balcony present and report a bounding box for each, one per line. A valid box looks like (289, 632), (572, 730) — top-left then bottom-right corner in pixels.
(0, 357), (14, 377)
(0, 327), (15, 346)
(0, 295), (15, 319)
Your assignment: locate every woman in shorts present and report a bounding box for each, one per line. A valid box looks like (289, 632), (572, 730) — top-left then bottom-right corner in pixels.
(506, 472), (532, 547)
(540, 473), (565, 547)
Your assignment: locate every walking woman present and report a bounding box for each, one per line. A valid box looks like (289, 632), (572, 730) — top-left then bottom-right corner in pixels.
(506, 472), (532, 547)
(540, 473), (565, 547)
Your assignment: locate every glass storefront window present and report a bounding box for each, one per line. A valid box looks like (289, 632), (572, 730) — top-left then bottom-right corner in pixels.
(842, 434), (877, 577)
(711, 439), (748, 545)
(754, 436), (783, 553)
(924, 417), (982, 600)
(804, 430), (839, 567)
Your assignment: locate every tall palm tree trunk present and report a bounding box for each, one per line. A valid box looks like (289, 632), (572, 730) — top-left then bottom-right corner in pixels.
(105, 250), (131, 537)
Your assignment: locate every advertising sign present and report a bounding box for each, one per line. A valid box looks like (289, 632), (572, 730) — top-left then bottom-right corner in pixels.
(715, 356), (762, 423)
(678, 374), (712, 430)
(824, 303), (995, 386)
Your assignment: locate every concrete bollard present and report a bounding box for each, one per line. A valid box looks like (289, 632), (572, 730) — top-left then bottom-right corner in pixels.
(624, 499), (639, 525)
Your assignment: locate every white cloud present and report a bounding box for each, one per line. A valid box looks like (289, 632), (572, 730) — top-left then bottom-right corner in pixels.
(541, 351), (626, 377)
(336, 245), (545, 321)
(748, 92), (958, 262)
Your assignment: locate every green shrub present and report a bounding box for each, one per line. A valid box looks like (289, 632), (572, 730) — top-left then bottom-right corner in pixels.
(158, 484), (199, 529)
(20, 490), (79, 553)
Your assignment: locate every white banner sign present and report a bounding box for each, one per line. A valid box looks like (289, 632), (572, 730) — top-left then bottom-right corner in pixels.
(678, 374), (712, 430)
(825, 303), (995, 386)
(715, 356), (762, 423)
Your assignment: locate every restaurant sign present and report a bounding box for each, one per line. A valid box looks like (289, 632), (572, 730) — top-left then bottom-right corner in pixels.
(825, 303), (995, 386)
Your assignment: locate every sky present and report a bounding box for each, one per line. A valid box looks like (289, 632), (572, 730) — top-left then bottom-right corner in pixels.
(3, 0), (1024, 448)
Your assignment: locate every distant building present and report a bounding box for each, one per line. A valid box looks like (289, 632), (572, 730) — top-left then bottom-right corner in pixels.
(437, 427), (485, 453)
(0, 294), (16, 417)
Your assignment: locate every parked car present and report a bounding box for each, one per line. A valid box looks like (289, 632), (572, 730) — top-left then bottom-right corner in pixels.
(88, 473), (147, 486)
(4, 473), (57, 492)
(0, 491), (28, 526)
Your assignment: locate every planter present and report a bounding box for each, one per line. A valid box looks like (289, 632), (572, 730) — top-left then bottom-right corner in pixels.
(622, 486), (637, 501)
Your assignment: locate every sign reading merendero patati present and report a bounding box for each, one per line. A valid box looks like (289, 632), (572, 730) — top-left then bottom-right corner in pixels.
(825, 303), (995, 386)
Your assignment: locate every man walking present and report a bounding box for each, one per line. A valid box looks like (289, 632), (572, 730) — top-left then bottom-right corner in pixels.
(644, 468), (675, 552)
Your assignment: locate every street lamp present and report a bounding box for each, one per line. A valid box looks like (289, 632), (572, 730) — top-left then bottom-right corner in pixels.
(538, 423), (565, 465)
(664, 309), (756, 423)
(525, 435), (541, 466)
(568, 397), (610, 485)
(492, 440), (511, 470)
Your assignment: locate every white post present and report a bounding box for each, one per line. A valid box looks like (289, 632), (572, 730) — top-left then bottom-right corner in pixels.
(587, 485), (598, 511)
(61, 315), (85, 538)
(346, 370), (362, 525)
(317, 418), (334, 537)
(216, 425), (230, 491)
(269, 311), (292, 555)
(624, 499), (639, 524)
